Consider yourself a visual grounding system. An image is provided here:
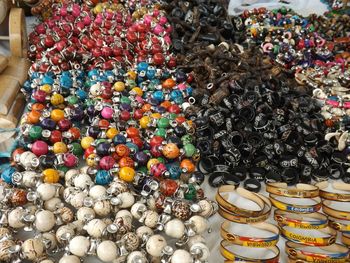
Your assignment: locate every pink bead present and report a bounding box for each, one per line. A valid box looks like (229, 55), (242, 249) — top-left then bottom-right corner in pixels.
(83, 15), (91, 26)
(135, 96), (144, 104)
(72, 4), (81, 17)
(151, 163), (167, 177)
(99, 156), (115, 170)
(31, 141), (48, 156)
(159, 16), (167, 25)
(76, 21), (85, 31)
(153, 24), (164, 35)
(177, 83), (186, 90)
(60, 6), (67, 17)
(165, 25), (173, 34)
(105, 11), (114, 20)
(64, 153), (78, 167)
(36, 24), (46, 35)
(101, 107), (114, 119)
(163, 35), (171, 45)
(33, 90), (47, 103)
(153, 9), (160, 17)
(143, 15), (152, 26)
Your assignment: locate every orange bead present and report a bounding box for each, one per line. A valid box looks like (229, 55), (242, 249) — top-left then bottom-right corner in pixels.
(180, 159), (195, 173)
(27, 110), (41, 124)
(115, 144), (130, 157)
(160, 100), (172, 109)
(32, 103), (45, 111)
(142, 103), (152, 112)
(175, 116), (186, 124)
(119, 156), (135, 168)
(98, 119), (110, 129)
(12, 148), (24, 161)
(162, 143), (180, 159)
(126, 127), (139, 138)
(162, 78), (176, 89)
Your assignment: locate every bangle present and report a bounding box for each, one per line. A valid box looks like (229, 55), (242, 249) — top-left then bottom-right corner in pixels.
(220, 240), (280, 263)
(281, 226), (337, 246)
(266, 182), (319, 198)
(218, 194), (272, 224)
(269, 194), (322, 213)
(341, 232), (350, 246)
(208, 171), (228, 187)
(322, 200), (350, 220)
(244, 178), (262, 192)
(287, 257), (349, 263)
(286, 241), (350, 261)
(221, 221), (279, 247)
(316, 181), (350, 201)
(329, 217), (350, 232)
(223, 174), (241, 188)
(274, 210), (328, 229)
(216, 186), (266, 217)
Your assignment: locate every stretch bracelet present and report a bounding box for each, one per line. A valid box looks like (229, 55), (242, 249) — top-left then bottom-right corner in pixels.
(221, 221), (279, 247)
(266, 182), (319, 198)
(216, 186), (266, 217)
(329, 218), (350, 233)
(220, 240), (280, 263)
(341, 232), (350, 246)
(316, 182), (350, 202)
(274, 210), (328, 229)
(269, 194), (322, 213)
(281, 226), (337, 246)
(286, 241), (350, 261)
(322, 200), (350, 220)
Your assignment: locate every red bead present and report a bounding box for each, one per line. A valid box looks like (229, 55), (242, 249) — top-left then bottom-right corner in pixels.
(152, 44), (163, 54)
(33, 90), (47, 103)
(160, 179), (178, 196)
(119, 156), (135, 168)
(126, 31), (138, 43)
(153, 53), (165, 65)
(58, 119), (72, 131)
(64, 153), (78, 167)
(151, 162), (167, 177)
(84, 146), (95, 159)
(150, 136), (164, 147)
(98, 119), (110, 129)
(167, 57), (177, 68)
(133, 109), (144, 120)
(31, 140), (48, 156)
(44, 35), (55, 48)
(101, 88), (113, 99)
(150, 145), (162, 158)
(50, 130), (62, 144)
(168, 104), (181, 114)
(131, 137), (143, 149)
(126, 127), (139, 138)
(120, 111), (131, 121)
(99, 156), (115, 170)
(115, 144), (130, 157)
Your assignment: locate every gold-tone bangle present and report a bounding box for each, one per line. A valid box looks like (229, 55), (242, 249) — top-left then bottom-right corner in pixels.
(287, 256), (349, 263)
(281, 226), (337, 246)
(316, 181), (350, 201)
(341, 232), (350, 246)
(322, 200), (350, 220)
(218, 194), (272, 224)
(221, 221), (279, 248)
(274, 210), (328, 229)
(269, 194), (322, 213)
(286, 241), (350, 262)
(329, 217), (350, 232)
(266, 182), (319, 198)
(216, 186), (266, 217)
(220, 240), (280, 263)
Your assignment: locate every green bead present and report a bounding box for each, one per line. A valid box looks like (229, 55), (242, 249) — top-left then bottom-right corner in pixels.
(57, 165), (69, 174)
(273, 45), (280, 54)
(181, 134), (193, 144)
(126, 79), (136, 88)
(95, 138), (107, 145)
(169, 113), (177, 120)
(137, 166), (148, 174)
(309, 25), (315, 32)
(183, 143), (196, 157)
(157, 157), (165, 164)
(71, 142), (83, 156)
(120, 96), (131, 104)
(184, 184), (196, 200)
(67, 96), (79, 105)
(29, 126), (42, 140)
(280, 6), (287, 14)
(157, 117), (170, 128)
(155, 128), (166, 137)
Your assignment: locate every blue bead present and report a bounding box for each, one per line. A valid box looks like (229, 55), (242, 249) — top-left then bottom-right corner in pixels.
(152, 90), (164, 102)
(88, 69), (99, 79)
(113, 134), (126, 145)
(23, 80), (32, 92)
(1, 166), (15, 184)
(185, 87), (193, 96)
(137, 62), (149, 72)
(146, 67), (156, 79)
(166, 162), (181, 179)
(170, 90), (182, 101)
(126, 142), (139, 153)
(95, 170), (113, 185)
(41, 75), (54, 85)
(76, 89), (87, 100)
(60, 75), (73, 89)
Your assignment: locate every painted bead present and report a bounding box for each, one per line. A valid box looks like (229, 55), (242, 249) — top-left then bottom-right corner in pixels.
(89, 185), (107, 199)
(144, 210), (159, 228)
(160, 179), (178, 196)
(73, 173), (92, 189)
(35, 210), (55, 232)
(146, 234), (167, 257)
(118, 192), (135, 208)
(122, 232), (140, 252)
(10, 189), (27, 206)
(77, 207), (96, 222)
(119, 167), (135, 182)
(94, 200), (111, 216)
(8, 208), (25, 228)
(22, 238), (44, 260)
(172, 201), (191, 220)
(69, 236), (90, 257)
(37, 183), (56, 201)
(57, 207), (74, 223)
(0, 240), (16, 261)
(42, 168), (60, 183)
(86, 219), (106, 238)
(164, 219), (185, 238)
(136, 226), (154, 239)
(198, 200), (215, 218)
(97, 241), (117, 262)
(31, 140), (49, 156)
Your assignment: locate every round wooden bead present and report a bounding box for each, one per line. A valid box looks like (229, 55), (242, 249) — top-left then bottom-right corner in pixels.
(136, 226), (153, 239)
(146, 234), (167, 257)
(65, 169), (79, 183)
(93, 200), (111, 216)
(188, 235), (206, 248)
(189, 216), (208, 234)
(144, 210), (159, 228)
(70, 192), (87, 208)
(115, 209), (133, 221)
(164, 219), (185, 238)
(77, 207), (95, 221)
(59, 255), (80, 263)
(171, 249), (192, 263)
(10, 189), (27, 206)
(122, 232), (140, 252)
(35, 210), (55, 232)
(57, 207), (74, 223)
(37, 183), (56, 201)
(118, 192), (135, 208)
(0, 240), (16, 261)
(8, 207), (25, 228)
(22, 238), (44, 260)
(198, 200), (214, 218)
(73, 173), (92, 189)
(69, 236), (90, 257)
(56, 225), (75, 243)
(44, 197), (62, 211)
(131, 203), (147, 220)
(86, 219), (106, 238)
(97, 240), (117, 262)
(42, 232), (57, 250)
(89, 185), (107, 199)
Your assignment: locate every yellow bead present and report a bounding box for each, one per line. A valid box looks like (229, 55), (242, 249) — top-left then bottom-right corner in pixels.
(51, 109), (65, 122)
(53, 142), (67, 154)
(94, 3), (103, 13)
(131, 87), (143, 96)
(106, 127), (118, 139)
(119, 167), (135, 182)
(151, 113), (161, 119)
(147, 158), (160, 170)
(51, 94), (64, 106)
(113, 81), (125, 92)
(86, 153), (97, 167)
(127, 71), (137, 80)
(40, 84), (52, 94)
(140, 116), (151, 129)
(42, 168), (60, 183)
(81, 136), (94, 149)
